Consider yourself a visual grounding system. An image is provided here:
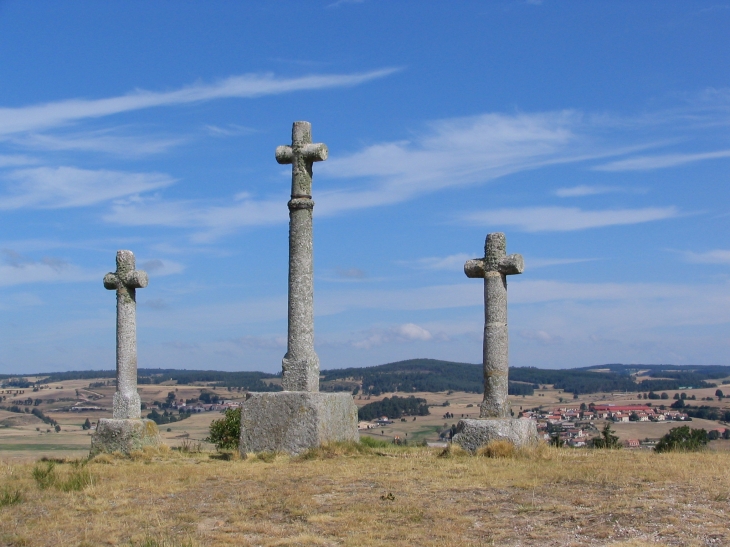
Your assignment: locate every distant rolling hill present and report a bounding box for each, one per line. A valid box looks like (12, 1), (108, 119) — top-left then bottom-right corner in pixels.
(2, 361), (728, 396)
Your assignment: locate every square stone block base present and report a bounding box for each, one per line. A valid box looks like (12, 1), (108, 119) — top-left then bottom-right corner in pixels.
(239, 392), (359, 456)
(90, 418), (162, 456)
(452, 418), (538, 452)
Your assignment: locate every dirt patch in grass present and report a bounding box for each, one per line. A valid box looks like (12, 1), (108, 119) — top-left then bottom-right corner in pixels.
(1, 446), (728, 546)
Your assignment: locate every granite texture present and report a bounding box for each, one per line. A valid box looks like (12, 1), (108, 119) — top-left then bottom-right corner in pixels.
(90, 418), (161, 455)
(464, 233), (523, 419)
(103, 250), (147, 419)
(276, 121), (328, 392)
(238, 392), (359, 456)
(452, 418), (538, 452)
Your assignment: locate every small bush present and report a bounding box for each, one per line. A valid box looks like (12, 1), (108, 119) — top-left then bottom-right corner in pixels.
(178, 438), (203, 454)
(58, 468), (93, 492)
(592, 423), (621, 449)
(32, 459), (94, 492)
(478, 440), (516, 458)
(205, 408), (240, 451)
(437, 444), (469, 458)
(359, 436), (391, 449)
(0, 488), (23, 507)
(254, 451), (277, 463)
(32, 461), (56, 489)
(297, 441), (371, 460)
(655, 426), (708, 453)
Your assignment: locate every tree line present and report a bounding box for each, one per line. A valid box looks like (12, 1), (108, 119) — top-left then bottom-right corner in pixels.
(357, 396), (430, 421)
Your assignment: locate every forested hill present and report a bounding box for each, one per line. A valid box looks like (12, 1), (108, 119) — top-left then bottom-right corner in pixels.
(320, 358), (634, 396)
(3, 361), (728, 395)
(321, 359), (730, 396)
(321, 359), (484, 394)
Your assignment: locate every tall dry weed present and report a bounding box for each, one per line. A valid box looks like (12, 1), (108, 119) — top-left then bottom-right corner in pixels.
(477, 440), (516, 458)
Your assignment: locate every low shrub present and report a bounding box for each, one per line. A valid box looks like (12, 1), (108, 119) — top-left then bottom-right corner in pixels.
(437, 444), (469, 458)
(32, 461), (56, 490)
(655, 426), (708, 453)
(0, 488), (23, 507)
(477, 440), (516, 458)
(32, 459), (94, 491)
(205, 408), (241, 451)
(359, 436), (391, 449)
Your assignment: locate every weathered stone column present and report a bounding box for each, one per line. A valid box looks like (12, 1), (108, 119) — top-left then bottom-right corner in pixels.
(464, 232), (524, 418)
(275, 121), (328, 392)
(238, 122), (358, 456)
(91, 250), (161, 455)
(103, 250), (147, 419)
(453, 233), (538, 451)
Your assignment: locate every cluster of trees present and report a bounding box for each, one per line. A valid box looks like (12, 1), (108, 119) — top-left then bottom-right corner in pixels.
(673, 404), (730, 421)
(31, 408), (57, 426)
(638, 379), (715, 391)
(508, 382), (535, 396)
(146, 409), (191, 425)
(509, 367), (637, 395)
(323, 359), (485, 395)
(655, 426), (709, 453)
(36, 369), (283, 392)
(357, 396), (430, 421)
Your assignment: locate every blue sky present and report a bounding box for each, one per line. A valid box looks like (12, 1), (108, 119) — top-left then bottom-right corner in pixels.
(1, 1), (729, 374)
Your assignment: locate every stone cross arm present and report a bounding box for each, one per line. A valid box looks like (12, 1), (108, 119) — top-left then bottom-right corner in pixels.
(275, 142), (328, 165)
(275, 121), (328, 198)
(103, 250), (149, 290)
(464, 254), (524, 278)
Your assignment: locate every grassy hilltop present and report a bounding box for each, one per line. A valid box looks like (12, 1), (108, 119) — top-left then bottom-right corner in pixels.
(1, 444), (729, 546)
(1, 360), (730, 546)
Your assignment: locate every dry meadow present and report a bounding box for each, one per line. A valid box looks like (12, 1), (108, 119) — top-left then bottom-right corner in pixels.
(1, 444), (729, 547)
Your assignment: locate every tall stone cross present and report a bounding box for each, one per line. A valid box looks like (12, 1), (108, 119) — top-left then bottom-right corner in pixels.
(275, 121), (328, 391)
(465, 232), (523, 419)
(103, 250), (148, 419)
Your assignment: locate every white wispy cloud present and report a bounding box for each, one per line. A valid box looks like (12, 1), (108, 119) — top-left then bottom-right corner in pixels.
(138, 258), (185, 277)
(0, 250), (96, 287)
(352, 322), (432, 349)
(317, 111), (583, 206)
(104, 111), (603, 235)
(104, 195), (285, 241)
(0, 166), (175, 210)
(0, 154), (38, 167)
(408, 253), (474, 271)
(12, 130), (185, 156)
(460, 206), (679, 232)
(204, 124), (256, 137)
(406, 252), (596, 271)
(681, 249), (730, 264)
(519, 329), (561, 344)
(93, 109), (709, 238)
(527, 257), (599, 268)
(594, 148), (730, 171)
(0, 69), (399, 136)
(554, 185), (620, 197)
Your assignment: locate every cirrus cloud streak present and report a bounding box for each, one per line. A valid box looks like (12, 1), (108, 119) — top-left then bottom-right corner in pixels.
(460, 206), (679, 232)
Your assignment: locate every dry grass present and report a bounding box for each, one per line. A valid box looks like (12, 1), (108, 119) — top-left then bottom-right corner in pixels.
(1, 443), (729, 546)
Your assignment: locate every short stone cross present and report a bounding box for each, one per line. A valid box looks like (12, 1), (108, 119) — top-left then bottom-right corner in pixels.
(103, 250), (148, 419)
(275, 121), (328, 391)
(465, 232), (523, 418)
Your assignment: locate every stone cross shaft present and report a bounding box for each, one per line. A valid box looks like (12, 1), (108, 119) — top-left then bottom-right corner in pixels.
(103, 250), (148, 419)
(275, 121), (328, 391)
(465, 233), (523, 418)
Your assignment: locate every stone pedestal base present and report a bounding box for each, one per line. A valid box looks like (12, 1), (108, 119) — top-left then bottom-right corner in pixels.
(452, 418), (538, 452)
(90, 418), (162, 456)
(239, 392), (358, 456)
